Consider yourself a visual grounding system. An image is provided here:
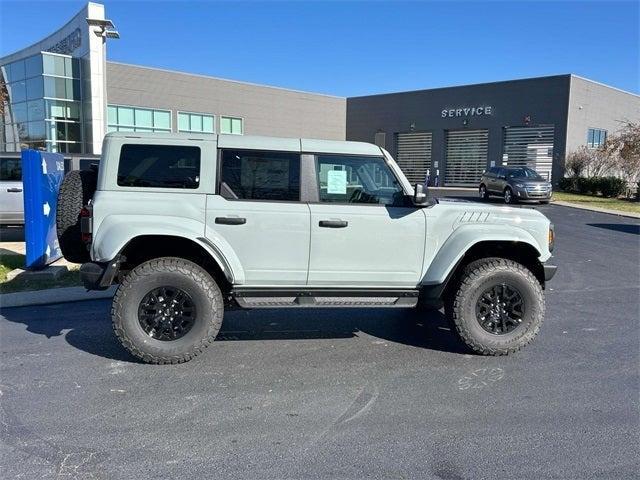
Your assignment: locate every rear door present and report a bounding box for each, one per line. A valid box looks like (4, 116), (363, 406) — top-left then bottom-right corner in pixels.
(206, 147), (310, 286)
(307, 154), (426, 287)
(0, 157), (24, 224)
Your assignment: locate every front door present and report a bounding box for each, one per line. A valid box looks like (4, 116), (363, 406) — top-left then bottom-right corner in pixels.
(0, 157), (24, 224)
(206, 148), (310, 286)
(307, 154), (426, 287)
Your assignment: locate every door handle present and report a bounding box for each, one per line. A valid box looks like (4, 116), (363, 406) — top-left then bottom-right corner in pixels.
(6, 188), (22, 193)
(319, 220), (348, 228)
(215, 216), (246, 225)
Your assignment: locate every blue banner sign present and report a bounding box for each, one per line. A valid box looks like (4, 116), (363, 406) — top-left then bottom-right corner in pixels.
(21, 150), (65, 269)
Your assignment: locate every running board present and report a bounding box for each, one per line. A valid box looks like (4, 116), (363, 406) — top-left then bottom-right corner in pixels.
(231, 288), (419, 309)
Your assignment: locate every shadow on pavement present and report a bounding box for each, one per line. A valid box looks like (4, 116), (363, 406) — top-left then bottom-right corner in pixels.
(1, 301), (469, 363)
(587, 223), (640, 235)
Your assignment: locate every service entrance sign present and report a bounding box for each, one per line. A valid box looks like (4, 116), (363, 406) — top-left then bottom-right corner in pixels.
(22, 150), (65, 269)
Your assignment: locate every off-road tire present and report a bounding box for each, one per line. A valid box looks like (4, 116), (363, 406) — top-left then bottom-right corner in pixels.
(112, 257), (224, 364)
(56, 169), (97, 263)
(446, 258), (544, 355)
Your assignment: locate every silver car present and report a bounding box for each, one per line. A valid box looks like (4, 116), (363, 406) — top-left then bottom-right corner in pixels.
(479, 166), (552, 204)
(0, 156), (24, 225)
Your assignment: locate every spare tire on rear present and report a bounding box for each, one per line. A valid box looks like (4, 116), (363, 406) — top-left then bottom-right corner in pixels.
(56, 169), (97, 263)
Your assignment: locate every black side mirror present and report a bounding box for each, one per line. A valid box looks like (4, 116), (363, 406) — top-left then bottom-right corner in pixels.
(413, 183), (429, 205)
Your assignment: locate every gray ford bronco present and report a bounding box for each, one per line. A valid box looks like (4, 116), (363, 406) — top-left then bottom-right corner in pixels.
(56, 132), (556, 364)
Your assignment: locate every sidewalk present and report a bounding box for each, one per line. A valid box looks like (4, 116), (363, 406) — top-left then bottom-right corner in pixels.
(1, 285), (116, 308)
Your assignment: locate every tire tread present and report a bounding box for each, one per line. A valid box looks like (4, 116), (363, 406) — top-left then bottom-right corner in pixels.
(111, 257), (223, 364)
(449, 257), (544, 356)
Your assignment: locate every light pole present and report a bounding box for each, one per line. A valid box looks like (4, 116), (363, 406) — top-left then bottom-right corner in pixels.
(86, 17), (120, 154)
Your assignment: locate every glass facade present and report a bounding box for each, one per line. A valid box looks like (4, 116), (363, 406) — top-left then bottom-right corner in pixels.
(220, 116), (243, 135)
(177, 111), (214, 134)
(0, 52), (84, 153)
(107, 105), (171, 133)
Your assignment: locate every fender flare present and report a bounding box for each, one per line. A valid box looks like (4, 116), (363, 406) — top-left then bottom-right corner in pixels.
(421, 224), (543, 285)
(91, 215), (245, 284)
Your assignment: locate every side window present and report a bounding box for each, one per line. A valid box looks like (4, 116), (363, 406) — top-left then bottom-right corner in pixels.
(0, 158), (22, 181)
(117, 144), (200, 188)
(219, 149), (300, 201)
(316, 155), (405, 206)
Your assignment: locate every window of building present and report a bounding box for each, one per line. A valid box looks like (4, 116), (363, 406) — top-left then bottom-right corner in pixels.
(219, 149), (300, 201)
(177, 112), (215, 134)
(315, 155), (405, 206)
(220, 116), (243, 135)
(42, 54), (75, 78)
(107, 105), (172, 133)
(24, 55), (43, 79)
(7, 81), (27, 104)
(0, 158), (22, 181)
(117, 144), (201, 188)
(587, 128), (607, 148)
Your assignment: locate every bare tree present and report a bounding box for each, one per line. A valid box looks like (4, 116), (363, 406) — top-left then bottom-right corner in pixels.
(564, 146), (613, 177)
(604, 121), (640, 182)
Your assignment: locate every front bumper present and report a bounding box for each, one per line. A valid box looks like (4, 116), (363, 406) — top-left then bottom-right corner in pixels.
(514, 186), (552, 201)
(79, 256), (121, 290)
(543, 264), (557, 281)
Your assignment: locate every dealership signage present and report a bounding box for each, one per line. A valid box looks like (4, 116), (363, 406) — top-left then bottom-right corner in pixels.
(47, 28), (82, 55)
(441, 106), (493, 118)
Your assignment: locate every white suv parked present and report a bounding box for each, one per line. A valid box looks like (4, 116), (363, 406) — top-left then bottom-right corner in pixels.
(56, 132), (557, 364)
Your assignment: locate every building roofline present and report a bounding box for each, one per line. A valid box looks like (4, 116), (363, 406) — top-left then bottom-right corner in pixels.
(106, 60), (346, 100)
(0, 2), (99, 64)
(569, 74), (640, 98)
(347, 74), (574, 99)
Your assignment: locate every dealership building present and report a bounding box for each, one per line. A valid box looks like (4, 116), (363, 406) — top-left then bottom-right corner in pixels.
(1, 2), (638, 186)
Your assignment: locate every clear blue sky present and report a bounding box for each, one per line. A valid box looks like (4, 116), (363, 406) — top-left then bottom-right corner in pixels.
(1, 0), (638, 96)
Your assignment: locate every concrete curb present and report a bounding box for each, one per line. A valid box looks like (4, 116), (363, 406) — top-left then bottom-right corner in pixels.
(0, 285), (116, 308)
(552, 200), (640, 219)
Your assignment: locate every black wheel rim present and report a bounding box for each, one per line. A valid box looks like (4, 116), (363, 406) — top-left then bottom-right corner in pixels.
(475, 283), (525, 335)
(138, 287), (197, 341)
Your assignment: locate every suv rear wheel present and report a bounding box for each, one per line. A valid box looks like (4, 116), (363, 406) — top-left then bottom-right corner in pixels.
(446, 258), (544, 355)
(112, 257), (223, 364)
(479, 184), (489, 200)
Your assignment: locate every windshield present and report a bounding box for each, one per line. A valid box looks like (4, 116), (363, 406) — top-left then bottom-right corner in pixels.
(507, 167), (542, 179)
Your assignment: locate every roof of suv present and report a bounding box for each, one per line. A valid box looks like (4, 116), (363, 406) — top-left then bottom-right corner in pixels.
(104, 132), (383, 156)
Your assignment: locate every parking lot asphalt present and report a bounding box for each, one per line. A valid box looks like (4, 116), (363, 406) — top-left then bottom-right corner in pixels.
(1, 202), (639, 480)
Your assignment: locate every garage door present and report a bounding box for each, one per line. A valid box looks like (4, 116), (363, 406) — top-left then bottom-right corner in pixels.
(396, 132), (432, 184)
(502, 126), (555, 181)
(444, 129), (489, 186)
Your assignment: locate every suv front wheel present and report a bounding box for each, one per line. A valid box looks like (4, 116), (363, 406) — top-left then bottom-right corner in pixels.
(446, 258), (544, 355)
(112, 257), (224, 364)
(503, 187), (515, 204)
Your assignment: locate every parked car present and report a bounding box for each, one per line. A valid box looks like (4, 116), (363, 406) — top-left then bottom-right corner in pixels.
(479, 166), (552, 204)
(56, 132), (557, 364)
(0, 156), (24, 226)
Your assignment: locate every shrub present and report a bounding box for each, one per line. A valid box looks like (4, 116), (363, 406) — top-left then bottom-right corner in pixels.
(597, 176), (627, 198)
(558, 177), (577, 192)
(576, 177), (598, 195)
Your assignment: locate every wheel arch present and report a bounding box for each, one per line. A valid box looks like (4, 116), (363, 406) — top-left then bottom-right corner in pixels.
(422, 227), (545, 289)
(419, 238), (546, 309)
(116, 234), (235, 292)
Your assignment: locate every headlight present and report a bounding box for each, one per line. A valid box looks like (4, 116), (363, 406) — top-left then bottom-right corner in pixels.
(548, 224), (555, 252)
(514, 183), (525, 188)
